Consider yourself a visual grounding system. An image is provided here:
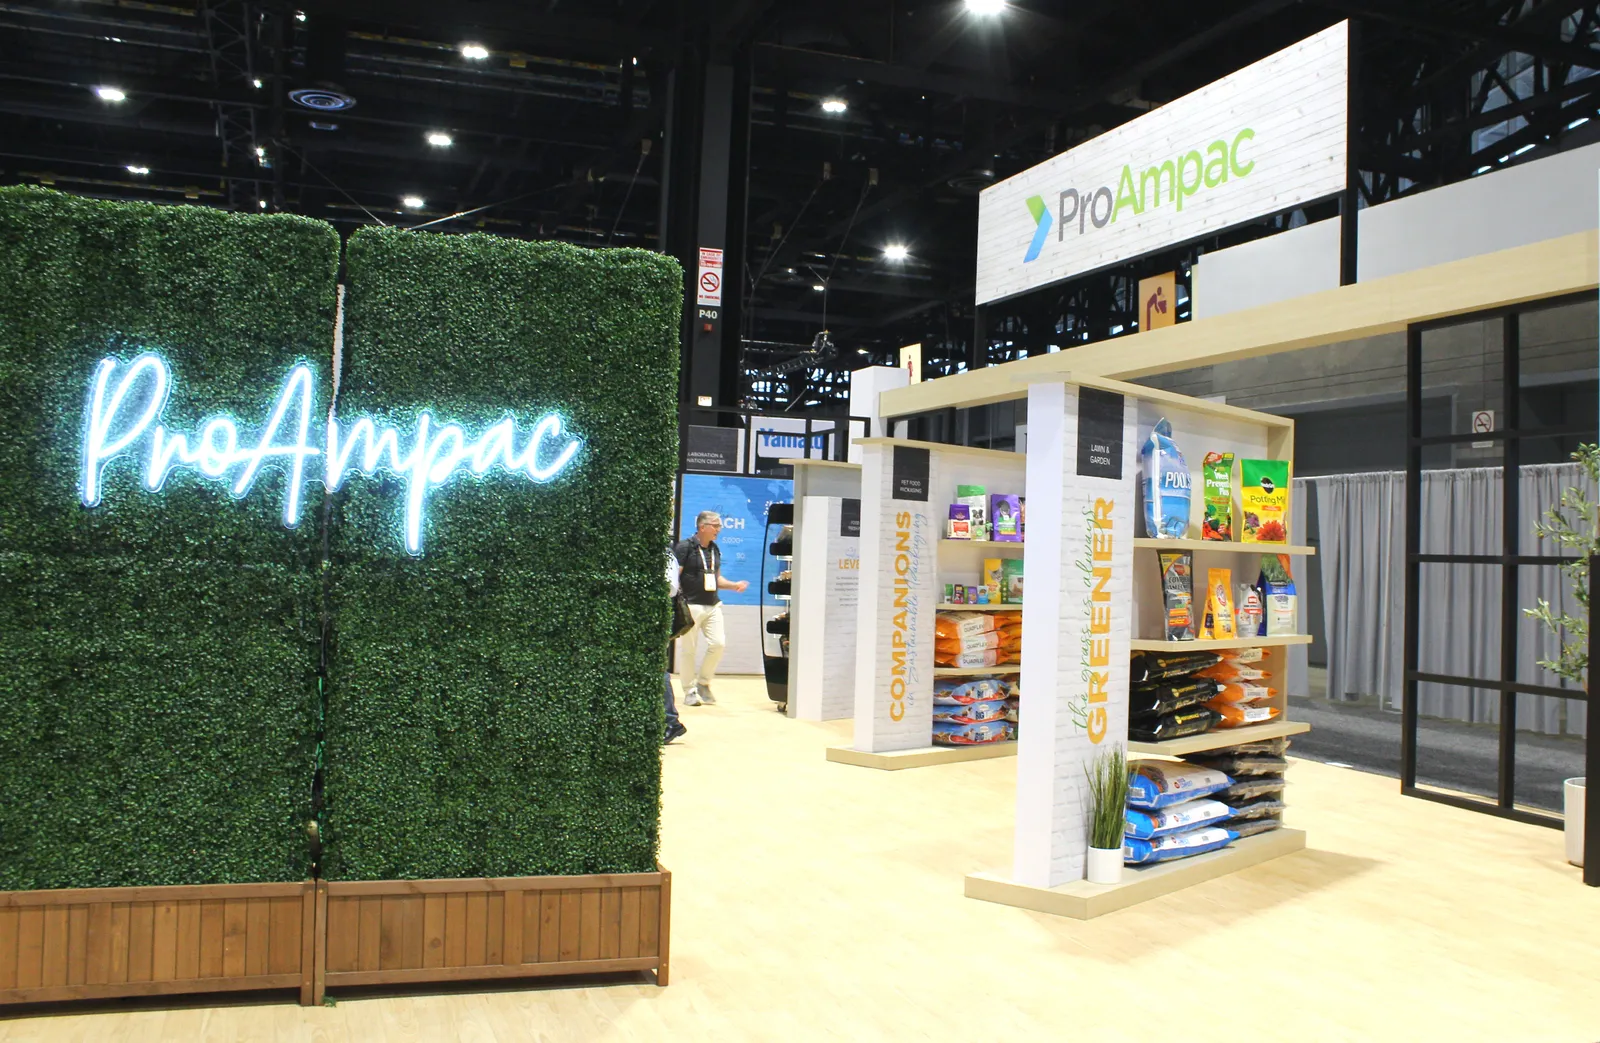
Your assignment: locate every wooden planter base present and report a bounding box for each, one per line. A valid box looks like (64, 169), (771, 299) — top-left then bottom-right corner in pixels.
(0, 881), (316, 1006)
(316, 868), (671, 1002)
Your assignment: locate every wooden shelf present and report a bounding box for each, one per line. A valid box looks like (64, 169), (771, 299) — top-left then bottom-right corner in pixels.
(827, 741), (1017, 771)
(935, 603), (1022, 612)
(940, 540), (1025, 557)
(778, 458), (861, 471)
(852, 436), (1026, 463)
(1130, 635), (1312, 652)
(1127, 719), (1310, 756)
(1132, 538), (1315, 556)
(964, 828), (1306, 920)
(934, 666), (1020, 677)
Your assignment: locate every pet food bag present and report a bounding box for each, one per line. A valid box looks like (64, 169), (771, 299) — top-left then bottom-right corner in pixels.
(1259, 555), (1299, 636)
(1210, 682), (1277, 704)
(957, 485), (988, 540)
(1221, 646), (1266, 665)
(932, 719), (1013, 746)
(1002, 558), (1024, 604)
(1228, 796), (1287, 820)
(1158, 551), (1196, 641)
(1201, 451), (1235, 541)
(1128, 678), (1218, 718)
(1128, 761), (1234, 809)
(1186, 752), (1288, 777)
(1240, 459), (1290, 543)
(932, 698), (1009, 724)
(1236, 583), (1264, 638)
(990, 494), (1022, 542)
(1228, 815), (1284, 839)
(936, 612), (997, 640)
(933, 678), (1008, 705)
(1219, 776), (1286, 802)
(1199, 568), (1236, 639)
(1128, 707), (1222, 743)
(1130, 650), (1222, 684)
(1207, 701), (1282, 728)
(1197, 662), (1273, 683)
(1125, 798), (1235, 840)
(1123, 825), (1237, 865)
(1140, 418), (1191, 539)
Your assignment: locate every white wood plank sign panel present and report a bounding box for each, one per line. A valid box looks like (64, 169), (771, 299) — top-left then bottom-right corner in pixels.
(975, 22), (1348, 306)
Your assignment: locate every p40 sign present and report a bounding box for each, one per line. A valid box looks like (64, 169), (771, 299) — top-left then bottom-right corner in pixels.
(80, 353), (582, 554)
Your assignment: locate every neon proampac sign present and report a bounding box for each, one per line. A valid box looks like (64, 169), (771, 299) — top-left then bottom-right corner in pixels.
(80, 353), (582, 554)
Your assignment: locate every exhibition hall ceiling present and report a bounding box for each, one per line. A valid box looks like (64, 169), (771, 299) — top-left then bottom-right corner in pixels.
(3, 0), (1598, 408)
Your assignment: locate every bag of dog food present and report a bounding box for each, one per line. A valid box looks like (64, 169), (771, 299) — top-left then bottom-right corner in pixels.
(936, 612), (998, 640)
(932, 718), (1012, 746)
(933, 678), (1008, 704)
(1209, 682), (1276, 704)
(1125, 798), (1234, 840)
(1123, 825), (1236, 865)
(1207, 701), (1281, 728)
(1196, 662), (1273, 683)
(932, 698), (1009, 724)
(1201, 451), (1235, 541)
(1221, 647), (1266, 665)
(1185, 752), (1288, 777)
(1240, 459), (1290, 543)
(1129, 678), (1218, 718)
(1128, 706), (1222, 743)
(1130, 651), (1222, 684)
(1140, 418), (1191, 539)
(1159, 551), (1196, 641)
(1128, 761), (1233, 809)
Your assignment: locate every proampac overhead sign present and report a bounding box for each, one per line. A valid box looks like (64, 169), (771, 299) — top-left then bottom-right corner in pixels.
(975, 22), (1348, 306)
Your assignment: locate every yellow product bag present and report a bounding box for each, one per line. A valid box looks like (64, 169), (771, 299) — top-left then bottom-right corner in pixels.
(1199, 568), (1236, 639)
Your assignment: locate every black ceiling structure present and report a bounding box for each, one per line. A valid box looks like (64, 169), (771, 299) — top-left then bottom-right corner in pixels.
(4, 0), (1599, 415)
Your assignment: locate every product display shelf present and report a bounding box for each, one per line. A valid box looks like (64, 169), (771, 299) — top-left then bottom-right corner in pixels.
(1129, 635), (1312, 652)
(1132, 537), (1315, 556)
(1127, 719), (1310, 757)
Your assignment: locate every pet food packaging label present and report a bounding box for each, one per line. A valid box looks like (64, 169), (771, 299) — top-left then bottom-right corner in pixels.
(1240, 459), (1290, 543)
(1158, 551), (1195, 641)
(1139, 418), (1191, 538)
(1201, 451), (1235, 541)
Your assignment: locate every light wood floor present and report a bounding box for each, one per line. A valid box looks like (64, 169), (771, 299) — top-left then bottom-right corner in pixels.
(4, 677), (1597, 1041)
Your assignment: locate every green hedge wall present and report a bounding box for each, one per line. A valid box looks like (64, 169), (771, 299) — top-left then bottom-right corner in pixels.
(0, 187), (337, 889)
(322, 227), (681, 880)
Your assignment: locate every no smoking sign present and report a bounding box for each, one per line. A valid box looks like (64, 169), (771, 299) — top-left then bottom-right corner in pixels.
(696, 246), (724, 308)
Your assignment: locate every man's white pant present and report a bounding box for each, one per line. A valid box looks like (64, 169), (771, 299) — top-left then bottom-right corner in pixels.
(678, 602), (727, 689)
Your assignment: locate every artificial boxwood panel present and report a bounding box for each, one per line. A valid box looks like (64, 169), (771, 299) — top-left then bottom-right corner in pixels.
(0, 187), (336, 888)
(324, 227), (680, 879)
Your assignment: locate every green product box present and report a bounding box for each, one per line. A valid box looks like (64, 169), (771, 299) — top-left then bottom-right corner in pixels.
(1002, 559), (1024, 603)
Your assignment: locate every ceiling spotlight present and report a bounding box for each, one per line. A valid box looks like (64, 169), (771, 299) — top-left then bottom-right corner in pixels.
(812, 283), (826, 292)
(258, 199), (268, 208)
(252, 78), (263, 89)
(125, 164), (149, 175)
(821, 97), (847, 114)
(255, 146), (266, 158)
(426, 131), (453, 148)
(965, 0), (1007, 12)
(294, 10), (306, 20)
(402, 195), (425, 209)
(884, 243), (910, 262)
(460, 43), (489, 60)
(93, 85), (126, 103)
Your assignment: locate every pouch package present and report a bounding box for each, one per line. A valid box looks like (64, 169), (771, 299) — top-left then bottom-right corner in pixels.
(1240, 459), (1290, 543)
(1200, 568), (1236, 639)
(1129, 678), (1218, 718)
(983, 558), (1005, 603)
(1002, 559), (1025, 604)
(1236, 583), (1264, 638)
(1259, 555), (1298, 637)
(1123, 826), (1236, 865)
(1130, 650), (1222, 684)
(1128, 761), (1234, 809)
(947, 504), (972, 540)
(1158, 551), (1196, 641)
(957, 485), (988, 540)
(1128, 707), (1222, 743)
(1140, 418), (1191, 539)
(1125, 798), (1235, 840)
(1201, 451), (1236, 541)
(990, 494), (1023, 542)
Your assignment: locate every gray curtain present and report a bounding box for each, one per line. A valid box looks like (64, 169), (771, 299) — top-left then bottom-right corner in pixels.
(1309, 464), (1589, 737)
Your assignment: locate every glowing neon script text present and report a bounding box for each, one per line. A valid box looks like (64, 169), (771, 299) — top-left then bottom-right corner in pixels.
(81, 353), (582, 553)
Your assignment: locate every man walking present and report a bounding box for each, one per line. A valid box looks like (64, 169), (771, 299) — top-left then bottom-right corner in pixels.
(674, 510), (748, 705)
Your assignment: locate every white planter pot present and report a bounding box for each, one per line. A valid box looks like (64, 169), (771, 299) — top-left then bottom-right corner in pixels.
(1086, 846), (1123, 885)
(1566, 778), (1585, 868)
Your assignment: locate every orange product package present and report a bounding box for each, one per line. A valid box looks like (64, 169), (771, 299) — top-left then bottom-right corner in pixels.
(1196, 662), (1274, 683)
(1207, 700), (1281, 728)
(1210, 682), (1277, 704)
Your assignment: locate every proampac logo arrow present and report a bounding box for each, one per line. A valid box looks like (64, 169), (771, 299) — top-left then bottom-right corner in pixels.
(1023, 194), (1051, 263)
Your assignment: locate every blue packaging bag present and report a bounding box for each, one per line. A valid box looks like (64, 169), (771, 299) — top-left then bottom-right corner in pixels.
(1127, 761), (1234, 809)
(1123, 825), (1237, 865)
(1140, 418), (1191, 539)
(1124, 798), (1234, 840)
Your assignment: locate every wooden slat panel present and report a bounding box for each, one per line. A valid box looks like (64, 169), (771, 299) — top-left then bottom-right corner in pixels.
(173, 901), (201, 980)
(85, 902), (112, 985)
(422, 895), (446, 970)
(107, 903), (130, 984)
(323, 872), (664, 896)
(0, 906), (18, 989)
(358, 896), (382, 972)
(40, 905), (69, 986)
(639, 888), (660, 958)
(485, 892), (504, 965)
(599, 889), (621, 960)
(301, 885), (317, 1005)
(326, 896), (359, 974)
(65, 905), (89, 986)
(537, 892), (560, 963)
(15, 907), (43, 989)
(398, 895), (423, 970)
(578, 889), (601, 961)
(619, 888), (640, 959)
(502, 890), (522, 965)
(0, 971), (304, 1004)
(0, 882), (309, 907)
(378, 896), (403, 971)
(444, 893), (467, 967)
(324, 957), (657, 989)
(656, 872), (671, 986)
(558, 891), (580, 962)
(245, 899), (270, 976)
(267, 897), (300, 976)
(463, 893), (487, 967)
(222, 900), (248, 978)
(129, 903), (157, 982)
(198, 900), (224, 979)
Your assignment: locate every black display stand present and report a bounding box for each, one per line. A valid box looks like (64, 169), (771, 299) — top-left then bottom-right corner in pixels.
(761, 501), (794, 711)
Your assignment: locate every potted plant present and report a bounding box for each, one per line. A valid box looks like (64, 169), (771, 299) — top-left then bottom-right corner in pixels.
(1525, 443), (1597, 868)
(1084, 746), (1129, 884)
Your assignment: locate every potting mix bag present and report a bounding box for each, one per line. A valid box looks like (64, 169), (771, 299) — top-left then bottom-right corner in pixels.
(1128, 761), (1234, 809)
(1240, 459), (1290, 543)
(1123, 825), (1237, 865)
(1125, 798), (1235, 840)
(1259, 555), (1299, 636)
(1140, 418), (1191, 539)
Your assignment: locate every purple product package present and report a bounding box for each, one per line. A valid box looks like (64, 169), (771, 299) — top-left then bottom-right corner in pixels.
(947, 503), (972, 540)
(989, 494), (1023, 542)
